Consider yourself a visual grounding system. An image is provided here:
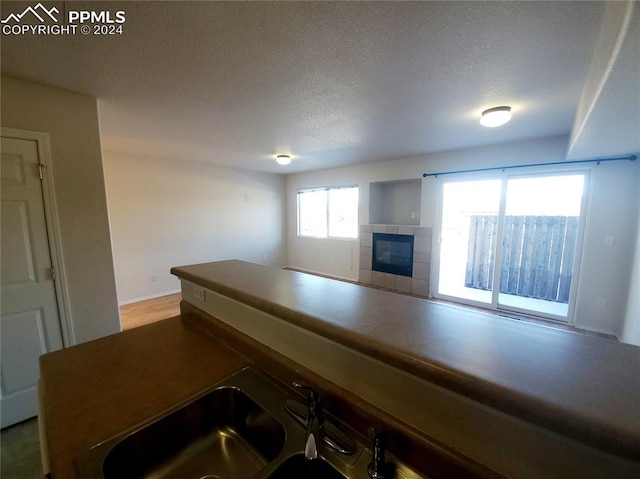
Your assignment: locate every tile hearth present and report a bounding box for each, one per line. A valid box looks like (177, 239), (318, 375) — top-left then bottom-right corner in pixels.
(359, 224), (432, 297)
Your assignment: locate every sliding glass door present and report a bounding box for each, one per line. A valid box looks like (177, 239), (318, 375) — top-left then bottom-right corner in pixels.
(497, 175), (585, 317)
(436, 172), (587, 321)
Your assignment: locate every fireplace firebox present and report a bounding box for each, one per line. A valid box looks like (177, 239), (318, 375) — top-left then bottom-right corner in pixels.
(372, 233), (414, 277)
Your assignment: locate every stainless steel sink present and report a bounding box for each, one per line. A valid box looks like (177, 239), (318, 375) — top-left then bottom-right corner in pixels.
(75, 367), (424, 479)
(75, 368), (289, 479)
(102, 387), (284, 478)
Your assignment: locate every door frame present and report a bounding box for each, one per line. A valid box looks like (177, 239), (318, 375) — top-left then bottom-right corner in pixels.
(2, 127), (74, 346)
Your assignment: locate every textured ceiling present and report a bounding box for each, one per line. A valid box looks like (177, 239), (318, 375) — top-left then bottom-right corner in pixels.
(1, 1), (608, 173)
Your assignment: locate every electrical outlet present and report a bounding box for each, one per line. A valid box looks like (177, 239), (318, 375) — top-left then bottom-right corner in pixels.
(193, 286), (205, 302)
(604, 236), (614, 246)
(596, 299), (605, 310)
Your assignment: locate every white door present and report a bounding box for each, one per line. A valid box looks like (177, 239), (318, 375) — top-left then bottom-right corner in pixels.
(1, 136), (64, 428)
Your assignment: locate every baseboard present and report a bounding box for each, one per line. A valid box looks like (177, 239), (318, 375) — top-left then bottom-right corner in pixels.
(118, 289), (181, 306)
(571, 323), (619, 340)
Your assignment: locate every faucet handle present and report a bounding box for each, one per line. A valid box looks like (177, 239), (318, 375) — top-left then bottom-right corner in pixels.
(368, 424), (387, 479)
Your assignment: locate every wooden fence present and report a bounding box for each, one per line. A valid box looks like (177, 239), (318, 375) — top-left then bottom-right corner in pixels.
(465, 215), (579, 303)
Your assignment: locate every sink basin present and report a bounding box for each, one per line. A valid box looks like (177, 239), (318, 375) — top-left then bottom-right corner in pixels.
(101, 386), (285, 479)
(268, 454), (347, 479)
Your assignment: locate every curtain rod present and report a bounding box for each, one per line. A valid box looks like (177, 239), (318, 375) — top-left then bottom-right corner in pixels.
(422, 154), (637, 178)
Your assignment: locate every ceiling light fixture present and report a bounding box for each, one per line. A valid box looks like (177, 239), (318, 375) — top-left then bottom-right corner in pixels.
(276, 154), (291, 165)
(480, 106), (512, 127)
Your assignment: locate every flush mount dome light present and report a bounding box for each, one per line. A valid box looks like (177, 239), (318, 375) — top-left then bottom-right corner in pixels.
(480, 106), (512, 127)
(276, 154), (291, 165)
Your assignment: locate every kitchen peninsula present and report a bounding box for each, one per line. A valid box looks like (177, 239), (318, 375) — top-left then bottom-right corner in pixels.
(171, 260), (640, 478)
(38, 260), (640, 478)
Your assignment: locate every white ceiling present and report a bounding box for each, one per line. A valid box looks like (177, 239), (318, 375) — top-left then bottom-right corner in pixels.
(1, 1), (616, 173)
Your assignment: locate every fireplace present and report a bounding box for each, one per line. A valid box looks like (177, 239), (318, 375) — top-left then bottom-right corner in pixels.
(360, 225), (431, 297)
(372, 233), (414, 277)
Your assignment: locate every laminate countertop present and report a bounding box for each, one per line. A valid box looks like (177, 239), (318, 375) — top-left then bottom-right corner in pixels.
(171, 260), (640, 462)
(39, 316), (249, 478)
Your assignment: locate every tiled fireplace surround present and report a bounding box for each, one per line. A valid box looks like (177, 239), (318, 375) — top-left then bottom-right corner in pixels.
(359, 225), (432, 298)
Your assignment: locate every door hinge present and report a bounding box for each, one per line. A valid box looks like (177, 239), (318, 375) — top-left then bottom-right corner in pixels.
(37, 163), (46, 180)
(51, 266), (57, 281)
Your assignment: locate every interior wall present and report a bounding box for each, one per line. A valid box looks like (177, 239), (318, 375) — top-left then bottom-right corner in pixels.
(620, 167), (640, 346)
(1, 77), (121, 344)
(574, 160), (639, 336)
(286, 136), (640, 337)
(286, 136), (571, 279)
(103, 153), (286, 304)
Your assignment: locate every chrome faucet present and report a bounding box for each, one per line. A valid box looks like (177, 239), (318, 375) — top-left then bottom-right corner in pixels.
(368, 424), (387, 479)
(293, 383), (324, 461)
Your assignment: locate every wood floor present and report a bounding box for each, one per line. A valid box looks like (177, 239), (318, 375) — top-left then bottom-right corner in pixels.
(119, 293), (182, 330)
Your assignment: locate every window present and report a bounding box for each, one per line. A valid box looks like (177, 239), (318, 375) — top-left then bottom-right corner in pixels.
(297, 186), (359, 239)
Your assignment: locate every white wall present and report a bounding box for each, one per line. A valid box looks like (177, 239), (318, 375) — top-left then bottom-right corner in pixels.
(574, 160), (639, 336)
(1, 77), (121, 344)
(103, 154), (286, 303)
(286, 136), (640, 337)
(621, 167), (640, 345)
